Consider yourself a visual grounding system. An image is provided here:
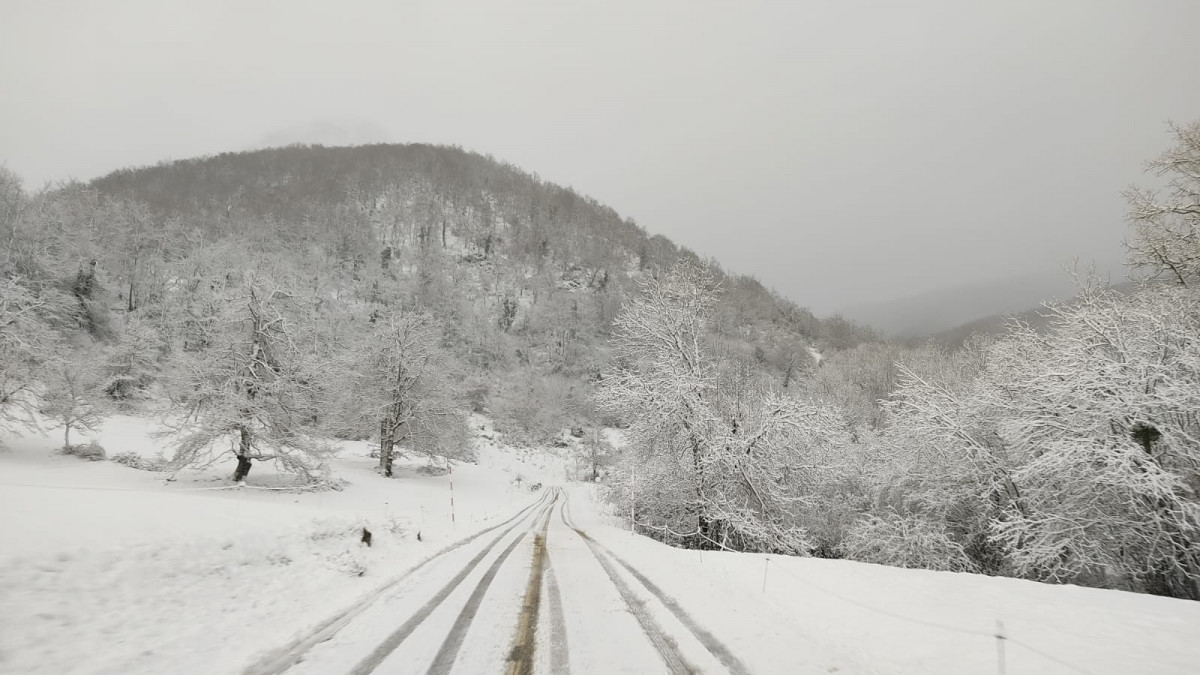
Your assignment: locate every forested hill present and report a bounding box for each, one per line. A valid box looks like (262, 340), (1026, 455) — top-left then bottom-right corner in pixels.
(5, 143), (874, 446)
(89, 143), (870, 349)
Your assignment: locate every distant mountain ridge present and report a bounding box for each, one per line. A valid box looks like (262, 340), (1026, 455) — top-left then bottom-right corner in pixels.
(839, 267), (1128, 339)
(929, 279), (1140, 349)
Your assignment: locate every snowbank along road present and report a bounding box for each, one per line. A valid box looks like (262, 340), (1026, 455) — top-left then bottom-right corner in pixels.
(254, 487), (749, 674)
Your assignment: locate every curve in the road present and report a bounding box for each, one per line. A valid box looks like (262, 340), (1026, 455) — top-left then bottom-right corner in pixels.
(348, 493), (558, 675)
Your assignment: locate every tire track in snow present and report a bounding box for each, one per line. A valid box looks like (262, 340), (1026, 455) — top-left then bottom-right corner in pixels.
(544, 549), (571, 675)
(562, 492), (750, 675)
(591, 540), (750, 675)
(429, 491), (557, 674)
(246, 490), (553, 675)
(504, 489), (556, 675)
(560, 499), (695, 674)
(346, 493), (556, 675)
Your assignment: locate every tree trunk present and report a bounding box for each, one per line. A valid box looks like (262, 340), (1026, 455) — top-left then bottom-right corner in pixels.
(379, 417), (395, 477)
(64, 423), (70, 450)
(690, 436), (714, 548)
(233, 425), (253, 482)
(127, 249), (139, 312)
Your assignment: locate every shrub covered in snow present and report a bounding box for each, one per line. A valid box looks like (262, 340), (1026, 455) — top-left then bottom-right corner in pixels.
(110, 451), (163, 471)
(61, 441), (106, 462)
(325, 549), (370, 577)
(415, 462), (451, 477)
(841, 514), (977, 572)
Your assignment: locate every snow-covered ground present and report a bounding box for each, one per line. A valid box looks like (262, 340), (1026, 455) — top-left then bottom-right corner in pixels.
(3, 415), (1199, 675)
(0, 414), (561, 675)
(573, 487), (1200, 675)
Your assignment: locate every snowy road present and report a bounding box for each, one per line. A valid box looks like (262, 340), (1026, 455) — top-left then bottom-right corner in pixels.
(267, 488), (749, 675)
(10, 422), (1200, 675)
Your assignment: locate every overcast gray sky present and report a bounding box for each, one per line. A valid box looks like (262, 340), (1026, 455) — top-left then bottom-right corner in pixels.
(3, 0), (1199, 313)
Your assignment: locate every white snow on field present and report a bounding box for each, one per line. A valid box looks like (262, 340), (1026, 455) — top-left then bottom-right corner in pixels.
(569, 485), (1200, 675)
(0, 414), (561, 675)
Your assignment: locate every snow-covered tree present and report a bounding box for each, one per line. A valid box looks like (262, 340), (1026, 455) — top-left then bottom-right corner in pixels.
(580, 427), (612, 482)
(986, 284), (1200, 598)
(107, 200), (161, 312)
(0, 167), (24, 262)
(102, 315), (162, 401)
(870, 337), (1009, 572)
(41, 341), (108, 450)
(598, 260), (851, 554)
(331, 310), (469, 476)
(804, 341), (915, 431)
(0, 276), (69, 436)
(1125, 119), (1200, 285)
(161, 271), (331, 483)
(597, 260), (722, 538)
(488, 369), (587, 446)
(869, 278), (1200, 598)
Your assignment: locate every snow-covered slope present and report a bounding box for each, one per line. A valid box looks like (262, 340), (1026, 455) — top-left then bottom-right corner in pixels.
(3, 417), (1199, 675)
(571, 487), (1200, 675)
(0, 415), (562, 675)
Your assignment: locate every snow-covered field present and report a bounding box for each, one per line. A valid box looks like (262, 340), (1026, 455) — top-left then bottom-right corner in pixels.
(0, 414), (561, 675)
(2, 415), (1199, 675)
(573, 487), (1200, 674)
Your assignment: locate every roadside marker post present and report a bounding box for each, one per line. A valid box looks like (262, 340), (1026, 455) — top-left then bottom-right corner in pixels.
(995, 620), (1007, 675)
